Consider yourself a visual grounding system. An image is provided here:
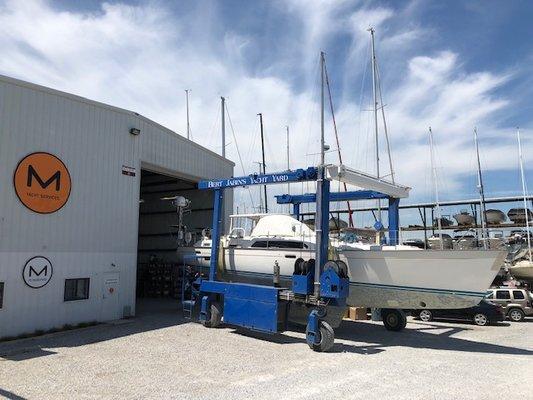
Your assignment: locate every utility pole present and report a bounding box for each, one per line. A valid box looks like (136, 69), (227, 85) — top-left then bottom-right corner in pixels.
(258, 113), (268, 213)
(221, 97), (226, 158)
(185, 89), (191, 140)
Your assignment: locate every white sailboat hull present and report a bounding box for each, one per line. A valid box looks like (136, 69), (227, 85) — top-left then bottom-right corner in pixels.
(191, 247), (505, 309)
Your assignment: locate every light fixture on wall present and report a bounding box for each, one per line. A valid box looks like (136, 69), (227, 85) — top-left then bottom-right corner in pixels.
(130, 128), (141, 136)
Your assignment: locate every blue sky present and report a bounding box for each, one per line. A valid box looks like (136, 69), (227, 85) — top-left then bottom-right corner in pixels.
(0, 0), (531, 222)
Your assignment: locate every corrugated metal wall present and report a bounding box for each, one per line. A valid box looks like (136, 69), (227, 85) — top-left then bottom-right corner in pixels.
(0, 75), (233, 338)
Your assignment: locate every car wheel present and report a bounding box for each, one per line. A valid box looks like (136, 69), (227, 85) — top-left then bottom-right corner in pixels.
(473, 313), (489, 326)
(419, 309), (433, 322)
(508, 308), (525, 322)
(382, 309), (407, 331)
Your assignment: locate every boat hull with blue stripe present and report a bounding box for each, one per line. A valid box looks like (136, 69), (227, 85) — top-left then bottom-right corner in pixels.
(191, 246), (505, 309)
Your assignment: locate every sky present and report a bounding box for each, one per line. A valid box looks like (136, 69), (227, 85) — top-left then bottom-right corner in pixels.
(0, 0), (531, 226)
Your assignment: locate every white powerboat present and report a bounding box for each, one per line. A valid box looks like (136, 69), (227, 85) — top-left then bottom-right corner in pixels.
(190, 214), (505, 310)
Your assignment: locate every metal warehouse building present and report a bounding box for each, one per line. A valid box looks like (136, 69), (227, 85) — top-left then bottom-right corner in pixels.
(0, 75), (233, 339)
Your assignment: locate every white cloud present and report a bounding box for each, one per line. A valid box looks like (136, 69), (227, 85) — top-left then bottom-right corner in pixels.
(0, 0), (530, 214)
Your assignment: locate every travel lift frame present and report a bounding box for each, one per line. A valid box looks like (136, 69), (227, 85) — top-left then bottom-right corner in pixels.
(275, 165), (412, 331)
(195, 164), (409, 352)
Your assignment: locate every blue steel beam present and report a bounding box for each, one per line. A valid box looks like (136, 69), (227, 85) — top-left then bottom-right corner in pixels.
(198, 167), (318, 190)
(275, 190), (388, 205)
(209, 189), (223, 281)
(276, 190), (401, 246)
(388, 198), (400, 246)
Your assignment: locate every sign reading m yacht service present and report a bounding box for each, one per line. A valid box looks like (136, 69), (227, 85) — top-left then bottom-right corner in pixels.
(14, 152), (71, 214)
(23, 256), (53, 289)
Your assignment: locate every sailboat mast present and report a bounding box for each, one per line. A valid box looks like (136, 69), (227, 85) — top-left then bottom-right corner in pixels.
(185, 89), (191, 140)
(375, 58), (395, 184)
(320, 51), (325, 166)
(369, 27), (381, 222)
(517, 128), (532, 262)
(258, 113), (268, 213)
(474, 127), (488, 249)
(323, 55), (354, 227)
(286, 125), (290, 194)
(221, 96), (226, 158)
(429, 127), (443, 249)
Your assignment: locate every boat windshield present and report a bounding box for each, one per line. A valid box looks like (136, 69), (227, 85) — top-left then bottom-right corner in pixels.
(228, 215), (262, 238)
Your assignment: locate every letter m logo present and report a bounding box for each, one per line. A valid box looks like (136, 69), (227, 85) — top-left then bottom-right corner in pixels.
(27, 165), (61, 191)
(29, 265), (48, 277)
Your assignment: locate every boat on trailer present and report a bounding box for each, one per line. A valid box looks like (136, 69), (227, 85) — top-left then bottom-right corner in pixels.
(189, 213), (505, 310)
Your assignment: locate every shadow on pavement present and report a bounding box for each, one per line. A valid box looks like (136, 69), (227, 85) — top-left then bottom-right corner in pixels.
(0, 388), (28, 400)
(229, 318), (532, 356)
(1, 301), (531, 362)
(0, 298), (188, 362)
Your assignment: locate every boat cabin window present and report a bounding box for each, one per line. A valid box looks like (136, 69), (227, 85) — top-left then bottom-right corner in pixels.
(512, 290), (525, 300)
(495, 290), (511, 300)
(251, 240), (308, 249)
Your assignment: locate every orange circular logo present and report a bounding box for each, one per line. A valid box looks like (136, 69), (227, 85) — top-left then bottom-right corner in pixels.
(14, 152), (71, 214)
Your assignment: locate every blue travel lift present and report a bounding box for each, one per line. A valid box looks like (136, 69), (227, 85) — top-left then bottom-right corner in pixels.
(192, 164), (409, 351)
(275, 187), (410, 331)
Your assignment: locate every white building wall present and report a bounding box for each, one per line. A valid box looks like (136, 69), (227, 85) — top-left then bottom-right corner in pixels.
(0, 75), (233, 338)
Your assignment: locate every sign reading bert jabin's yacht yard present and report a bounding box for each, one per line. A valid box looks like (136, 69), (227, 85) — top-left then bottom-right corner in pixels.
(22, 256), (53, 289)
(13, 152), (71, 214)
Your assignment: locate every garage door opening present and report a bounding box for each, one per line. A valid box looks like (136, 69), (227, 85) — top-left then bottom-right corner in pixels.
(136, 169), (213, 315)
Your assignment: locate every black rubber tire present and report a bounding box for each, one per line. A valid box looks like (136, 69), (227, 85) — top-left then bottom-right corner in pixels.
(307, 321), (335, 352)
(336, 260), (348, 278)
(473, 313), (489, 326)
(508, 308), (525, 322)
(418, 309), (433, 322)
(382, 309), (407, 331)
(294, 258), (305, 275)
(201, 301), (223, 328)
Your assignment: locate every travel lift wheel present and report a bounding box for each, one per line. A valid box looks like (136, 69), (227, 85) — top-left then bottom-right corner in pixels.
(382, 309), (407, 331)
(306, 320), (335, 352)
(201, 301), (222, 328)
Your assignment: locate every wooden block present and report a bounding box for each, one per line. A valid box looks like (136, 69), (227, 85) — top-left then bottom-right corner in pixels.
(355, 307), (367, 320)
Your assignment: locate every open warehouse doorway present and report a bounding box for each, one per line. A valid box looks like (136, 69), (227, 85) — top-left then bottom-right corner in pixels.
(136, 168), (214, 314)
